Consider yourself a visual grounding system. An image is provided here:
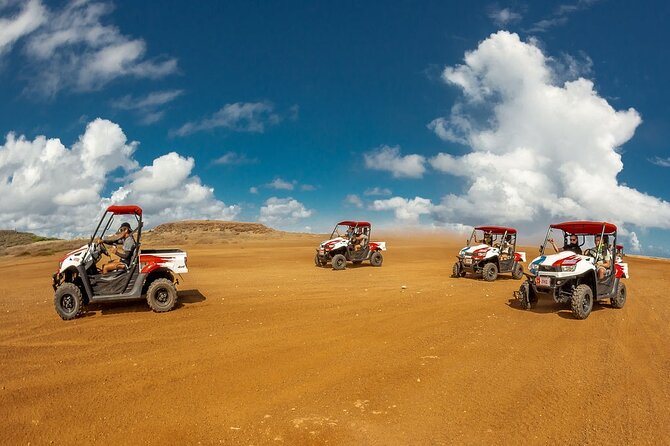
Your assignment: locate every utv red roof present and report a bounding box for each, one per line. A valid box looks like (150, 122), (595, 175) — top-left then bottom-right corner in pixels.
(475, 225), (517, 235)
(337, 221), (371, 228)
(616, 244), (624, 250)
(106, 205), (142, 216)
(550, 221), (617, 234)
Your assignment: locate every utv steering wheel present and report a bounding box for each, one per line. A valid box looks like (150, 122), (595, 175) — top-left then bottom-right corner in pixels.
(583, 248), (595, 258)
(97, 241), (110, 257)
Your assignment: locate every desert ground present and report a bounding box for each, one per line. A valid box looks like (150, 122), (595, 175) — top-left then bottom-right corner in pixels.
(1, 228), (669, 445)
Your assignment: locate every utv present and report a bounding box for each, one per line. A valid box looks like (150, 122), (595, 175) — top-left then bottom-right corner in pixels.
(452, 226), (526, 281)
(514, 221), (627, 320)
(52, 205), (188, 320)
(315, 221), (386, 270)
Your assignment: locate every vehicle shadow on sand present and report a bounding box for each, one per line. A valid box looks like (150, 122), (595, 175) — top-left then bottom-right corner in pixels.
(505, 297), (609, 319)
(83, 289), (207, 317)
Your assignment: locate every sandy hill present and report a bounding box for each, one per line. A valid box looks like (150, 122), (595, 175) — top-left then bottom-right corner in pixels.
(0, 221), (322, 256)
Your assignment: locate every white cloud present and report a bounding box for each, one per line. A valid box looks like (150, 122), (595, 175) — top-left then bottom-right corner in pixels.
(0, 0), (46, 55)
(628, 231), (641, 253)
(259, 197), (312, 227)
(212, 151), (257, 165)
(364, 187), (392, 196)
(113, 89), (183, 110)
(267, 178), (294, 190)
(18, 0), (177, 96)
(0, 118), (239, 236)
(300, 184), (316, 191)
(488, 7), (522, 26)
(364, 145), (426, 179)
(372, 196), (434, 225)
(527, 0), (600, 33)
(429, 31), (670, 232)
(345, 194), (363, 209)
(175, 101), (280, 136)
(650, 156), (670, 168)
(249, 186), (258, 194)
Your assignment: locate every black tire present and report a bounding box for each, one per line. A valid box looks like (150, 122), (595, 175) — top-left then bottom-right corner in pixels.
(452, 262), (460, 278)
(146, 278), (178, 312)
(512, 262), (524, 280)
(482, 263), (498, 281)
(332, 254), (347, 270)
(54, 282), (84, 320)
(370, 251), (383, 267)
(571, 284), (593, 320)
(611, 281), (626, 309)
(314, 254), (326, 267)
(518, 281), (532, 310)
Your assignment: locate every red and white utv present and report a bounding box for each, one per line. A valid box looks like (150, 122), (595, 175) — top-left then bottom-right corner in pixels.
(452, 226), (526, 281)
(315, 221), (386, 270)
(615, 244), (629, 278)
(515, 221), (627, 320)
(52, 205), (188, 320)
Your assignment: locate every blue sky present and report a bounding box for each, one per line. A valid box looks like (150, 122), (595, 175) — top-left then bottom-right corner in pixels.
(1, 0), (669, 256)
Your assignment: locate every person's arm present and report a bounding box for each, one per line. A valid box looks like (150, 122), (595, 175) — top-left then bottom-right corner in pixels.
(547, 238), (560, 253)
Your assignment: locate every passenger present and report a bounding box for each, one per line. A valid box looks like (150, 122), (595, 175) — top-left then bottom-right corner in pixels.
(353, 229), (368, 251)
(96, 222), (136, 274)
(548, 234), (582, 255)
(500, 234), (513, 260)
(593, 234), (612, 280)
(476, 231), (493, 246)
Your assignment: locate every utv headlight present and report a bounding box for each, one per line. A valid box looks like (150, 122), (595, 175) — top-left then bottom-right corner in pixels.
(529, 263), (539, 274)
(561, 265), (576, 272)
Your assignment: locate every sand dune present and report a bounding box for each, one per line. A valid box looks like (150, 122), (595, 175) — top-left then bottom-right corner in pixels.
(0, 228), (668, 444)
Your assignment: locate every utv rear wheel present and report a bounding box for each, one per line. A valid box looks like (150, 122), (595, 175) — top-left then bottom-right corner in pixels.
(332, 254), (347, 270)
(146, 278), (177, 312)
(611, 281), (626, 309)
(517, 281), (533, 310)
(571, 284), (593, 320)
(370, 252), (383, 267)
(54, 283), (84, 320)
(482, 263), (498, 281)
(512, 263), (524, 280)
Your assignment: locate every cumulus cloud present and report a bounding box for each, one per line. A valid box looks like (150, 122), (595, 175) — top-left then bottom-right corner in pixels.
(427, 31), (670, 232)
(8, 0), (177, 96)
(0, 118), (239, 236)
(267, 178), (294, 190)
(259, 197), (312, 227)
(628, 231), (641, 253)
(364, 145), (426, 179)
(345, 194), (363, 209)
(174, 101), (280, 136)
(372, 196), (434, 225)
(364, 187), (392, 196)
(0, 0), (46, 55)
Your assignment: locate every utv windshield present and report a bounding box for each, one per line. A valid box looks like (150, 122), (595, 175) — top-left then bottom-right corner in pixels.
(540, 222), (617, 256)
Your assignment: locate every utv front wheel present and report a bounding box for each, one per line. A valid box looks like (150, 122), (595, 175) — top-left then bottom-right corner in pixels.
(54, 283), (84, 320)
(571, 284), (593, 319)
(611, 281), (626, 309)
(146, 278), (178, 312)
(370, 252), (383, 267)
(482, 263), (498, 281)
(332, 254), (347, 270)
(452, 262), (461, 278)
(512, 263), (524, 280)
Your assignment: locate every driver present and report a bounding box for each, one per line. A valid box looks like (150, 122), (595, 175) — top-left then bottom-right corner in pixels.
(95, 222), (136, 274)
(548, 234), (582, 254)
